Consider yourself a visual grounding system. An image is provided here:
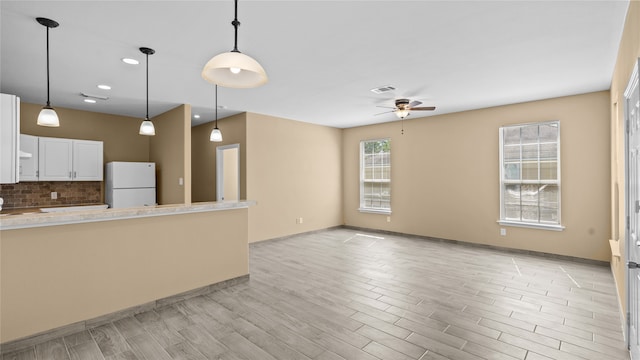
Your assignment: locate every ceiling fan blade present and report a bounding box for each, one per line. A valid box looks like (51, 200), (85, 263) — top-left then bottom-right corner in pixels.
(374, 110), (394, 116)
(410, 106), (436, 111)
(409, 100), (422, 108)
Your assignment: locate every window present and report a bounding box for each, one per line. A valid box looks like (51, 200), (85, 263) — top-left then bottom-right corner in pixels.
(499, 121), (563, 230)
(359, 138), (391, 213)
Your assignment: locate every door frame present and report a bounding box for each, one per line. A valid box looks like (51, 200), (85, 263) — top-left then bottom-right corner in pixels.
(626, 58), (640, 358)
(216, 143), (240, 202)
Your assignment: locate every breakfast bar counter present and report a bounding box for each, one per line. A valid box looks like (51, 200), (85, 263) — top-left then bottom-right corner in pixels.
(0, 200), (256, 230)
(0, 201), (254, 348)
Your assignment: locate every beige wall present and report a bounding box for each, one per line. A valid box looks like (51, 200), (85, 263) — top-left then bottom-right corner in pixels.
(0, 209), (249, 343)
(344, 91), (611, 261)
(246, 113), (343, 243)
(149, 105), (191, 205)
(20, 102), (149, 163)
(191, 113), (247, 202)
(610, 1), (640, 316)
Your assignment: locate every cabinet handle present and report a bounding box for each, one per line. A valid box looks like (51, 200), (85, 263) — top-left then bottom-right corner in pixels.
(74, 171), (77, 178)
(69, 171), (72, 178)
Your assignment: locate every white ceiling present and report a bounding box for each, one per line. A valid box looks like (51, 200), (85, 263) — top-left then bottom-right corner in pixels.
(0, 1), (630, 129)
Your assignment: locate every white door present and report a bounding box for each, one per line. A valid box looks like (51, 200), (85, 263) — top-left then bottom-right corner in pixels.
(39, 137), (73, 181)
(73, 140), (103, 181)
(627, 59), (640, 360)
(19, 134), (39, 181)
(216, 144), (240, 201)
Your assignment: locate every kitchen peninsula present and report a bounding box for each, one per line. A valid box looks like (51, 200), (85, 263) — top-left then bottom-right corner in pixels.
(0, 201), (254, 350)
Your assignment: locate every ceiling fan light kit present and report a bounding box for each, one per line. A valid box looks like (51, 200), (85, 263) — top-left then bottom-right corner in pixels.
(36, 17), (60, 127)
(376, 98), (436, 120)
(373, 97), (436, 134)
(395, 109), (410, 119)
(201, 0), (267, 88)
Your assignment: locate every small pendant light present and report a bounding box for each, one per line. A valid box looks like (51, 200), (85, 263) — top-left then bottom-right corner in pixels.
(210, 85), (223, 142)
(36, 17), (60, 127)
(139, 47), (156, 136)
(201, 0), (267, 88)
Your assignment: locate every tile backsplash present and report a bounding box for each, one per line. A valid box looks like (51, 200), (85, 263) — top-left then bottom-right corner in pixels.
(0, 181), (102, 209)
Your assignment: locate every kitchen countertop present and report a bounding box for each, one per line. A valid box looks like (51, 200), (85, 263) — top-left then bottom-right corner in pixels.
(0, 207), (44, 215)
(0, 201), (256, 230)
(0, 203), (104, 215)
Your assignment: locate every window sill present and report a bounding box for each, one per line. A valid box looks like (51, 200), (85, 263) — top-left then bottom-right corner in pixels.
(497, 220), (565, 231)
(359, 208), (392, 215)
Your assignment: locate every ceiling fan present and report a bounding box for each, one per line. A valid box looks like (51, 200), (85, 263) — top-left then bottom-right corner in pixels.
(376, 98), (436, 119)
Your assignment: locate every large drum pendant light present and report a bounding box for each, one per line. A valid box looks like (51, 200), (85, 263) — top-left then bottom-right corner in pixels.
(139, 47), (156, 136)
(201, 0), (267, 88)
(36, 17), (60, 127)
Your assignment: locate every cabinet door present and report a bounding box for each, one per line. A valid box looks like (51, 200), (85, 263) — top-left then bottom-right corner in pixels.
(39, 137), (73, 181)
(73, 140), (103, 181)
(0, 94), (19, 184)
(19, 134), (39, 181)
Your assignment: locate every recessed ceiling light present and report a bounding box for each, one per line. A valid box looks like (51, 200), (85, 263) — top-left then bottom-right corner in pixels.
(122, 58), (139, 65)
(97, 84), (111, 90)
(194, 114), (200, 119)
(84, 99), (96, 103)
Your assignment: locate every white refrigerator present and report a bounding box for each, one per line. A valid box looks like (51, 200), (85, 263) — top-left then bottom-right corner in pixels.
(105, 162), (156, 208)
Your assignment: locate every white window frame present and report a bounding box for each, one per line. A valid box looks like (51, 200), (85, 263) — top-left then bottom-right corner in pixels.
(498, 121), (564, 231)
(359, 138), (391, 214)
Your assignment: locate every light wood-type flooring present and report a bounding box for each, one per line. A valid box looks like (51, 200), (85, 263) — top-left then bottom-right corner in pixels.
(2, 228), (630, 360)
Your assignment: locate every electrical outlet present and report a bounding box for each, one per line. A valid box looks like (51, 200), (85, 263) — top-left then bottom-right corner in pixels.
(299, 217), (303, 224)
(387, 216), (391, 223)
(500, 228), (506, 236)
(179, 177), (184, 186)
(51, 191), (57, 200)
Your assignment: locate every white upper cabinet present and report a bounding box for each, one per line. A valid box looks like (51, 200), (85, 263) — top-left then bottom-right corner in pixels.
(0, 93), (20, 184)
(19, 134), (39, 181)
(38, 137), (103, 181)
(39, 137), (73, 181)
(73, 140), (103, 181)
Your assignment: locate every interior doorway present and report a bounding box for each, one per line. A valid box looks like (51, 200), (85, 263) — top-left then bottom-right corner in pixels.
(626, 59), (640, 359)
(216, 144), (240, 201)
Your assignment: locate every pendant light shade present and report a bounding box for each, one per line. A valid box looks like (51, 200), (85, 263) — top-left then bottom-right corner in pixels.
(36, 17), (60, 127)
(210, 128), (223, 142)
(202, 52), (267, 88)
(139, 120), (155, 136)
(210, 85), (223, 142)
(37, 106), (60, 127)
(201, 0), (267, 88)
(139, 47), (156, 136)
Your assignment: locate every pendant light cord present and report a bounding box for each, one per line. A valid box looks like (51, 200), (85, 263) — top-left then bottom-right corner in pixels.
(145, 52), (149, 120)
(45, 25), (51, 107)
(231, 0), (240, 53)
(215, 85), (219, 128)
